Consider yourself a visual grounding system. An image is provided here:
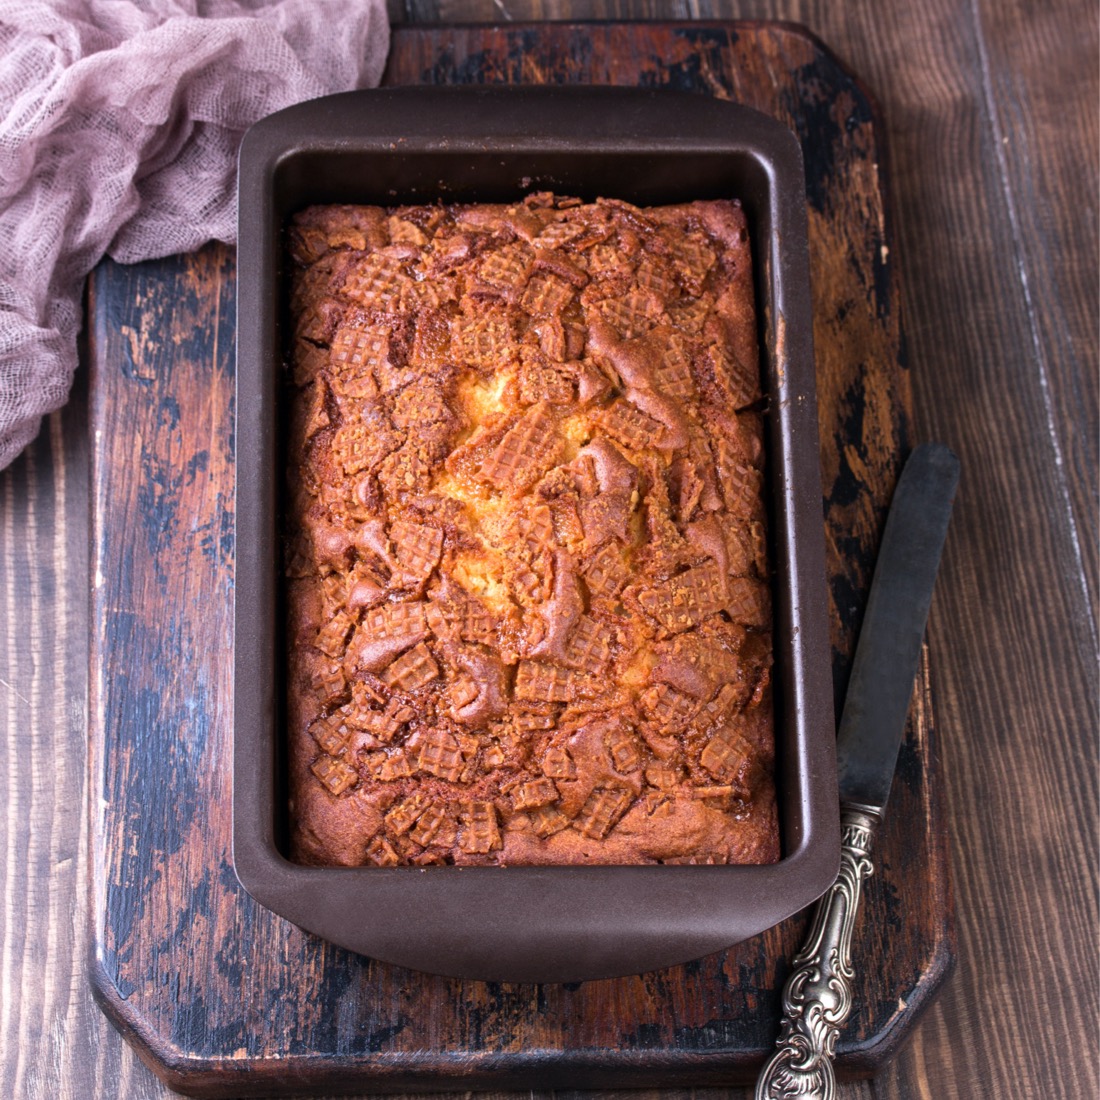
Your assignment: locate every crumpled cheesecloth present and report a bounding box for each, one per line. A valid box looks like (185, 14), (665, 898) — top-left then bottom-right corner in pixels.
(0, 0), (390, 469)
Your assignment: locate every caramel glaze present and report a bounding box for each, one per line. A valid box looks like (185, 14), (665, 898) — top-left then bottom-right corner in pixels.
(285, 193), (778, 868)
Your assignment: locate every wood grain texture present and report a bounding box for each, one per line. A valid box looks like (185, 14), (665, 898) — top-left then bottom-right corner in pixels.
(759, 4), (1099, 1097)
(0, 396), (97, 1098)
(852, 3), (1100, 1098)
(0, 3), (1095, 1100)
(85, 21), (951, 1096)
(970, 0), (1099, 632)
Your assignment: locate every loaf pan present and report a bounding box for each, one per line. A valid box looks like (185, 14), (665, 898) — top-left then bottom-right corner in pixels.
(234, 86), (838, 982)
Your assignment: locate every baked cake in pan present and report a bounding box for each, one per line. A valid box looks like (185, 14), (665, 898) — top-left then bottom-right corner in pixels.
(284, 192), (778, 867)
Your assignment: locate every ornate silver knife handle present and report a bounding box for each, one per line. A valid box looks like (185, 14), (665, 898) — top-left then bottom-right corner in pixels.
(754, 807), (880, 1100)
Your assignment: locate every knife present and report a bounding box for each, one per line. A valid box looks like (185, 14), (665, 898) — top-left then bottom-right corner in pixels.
(755, 442), (960, 1100)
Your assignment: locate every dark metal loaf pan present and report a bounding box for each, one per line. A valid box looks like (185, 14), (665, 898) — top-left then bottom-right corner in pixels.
(234, 86), (838, 983)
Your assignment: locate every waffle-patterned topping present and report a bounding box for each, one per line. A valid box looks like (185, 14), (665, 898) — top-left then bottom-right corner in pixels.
(516, 708), (557, 733)
(594, 290), (661, 338)
(363, 601), (428, 643)
(530, 803), (572, 838)
(390, 520), (443, 587)
(459, 599), (496, 646)
(516, 503), (555, 550)
(718, 450), (764, 516)
(315, 610), (355, 659)
(309, 717), (349, 757)
(374, 749), (414, 782)
(574, 787), (634, 839)
(287, 194), (776, 868)
(640, 682), (698, 734)
(310, 755), (358, 796)
(511, 778), (559, 811)
(481, 402), (561, 491)
(561, 616), (614, 673)
(533, 317), (567, 361)
(359, 697), (415, 744)
(541, 743), (576, 779)
(417, 727), (465, 782)
(583, 541), (631, 599)
(606, 727), (642, 774)
(392, 377), (451, 429)
(478, 242), (533, 295)
(536, 219), (585, 249)
(707, 345), (760, 409)
(636, 257), (679, 301)
(333, 422), (386, 476)
(330, 323), (390, 378)
(299, 381), (332, 440)
(309, 660), (347, 707)
(653, 333), (696, 400)
(386, 792), (432, 836)
(702, 682), (743, 727)
(511, 559), (552, 605)
(599, 399), (668, 453)
(666, 232), (716, 294)
(384, 642), (439, 692)
(667, 296), (710, 334)
(645, 762), (681, 789)
(409, 803), (452, 847)
(341, 252), (408, 311)
(700, 726), (753, 785)
(459, 801), (501, 854)
(637, 560), (727, 636)
(520, 353), (574, 404)
(514, 661), (595, 703)
(726, 576), (771, 628)
(522, 271), (575, 316)
(452, 308), (515, 369)
(366, 835), (400, 867)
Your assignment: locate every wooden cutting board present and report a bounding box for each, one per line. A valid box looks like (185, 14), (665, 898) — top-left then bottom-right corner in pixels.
(88, 22), (954, 1096)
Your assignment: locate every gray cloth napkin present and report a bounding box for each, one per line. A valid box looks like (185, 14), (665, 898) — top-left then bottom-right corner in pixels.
(0, 0), (390, 469)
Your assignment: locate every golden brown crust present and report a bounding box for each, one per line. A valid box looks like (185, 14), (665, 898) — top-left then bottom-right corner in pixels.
(285, 193), (778, 867)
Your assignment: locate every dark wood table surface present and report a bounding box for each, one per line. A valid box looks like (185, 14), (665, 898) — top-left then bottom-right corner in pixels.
(1, 2), (1095, 1099)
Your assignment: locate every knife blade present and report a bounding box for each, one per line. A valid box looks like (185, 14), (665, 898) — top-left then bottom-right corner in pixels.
(836, 442), (961, 812)
(756, 442), (960, 1100)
